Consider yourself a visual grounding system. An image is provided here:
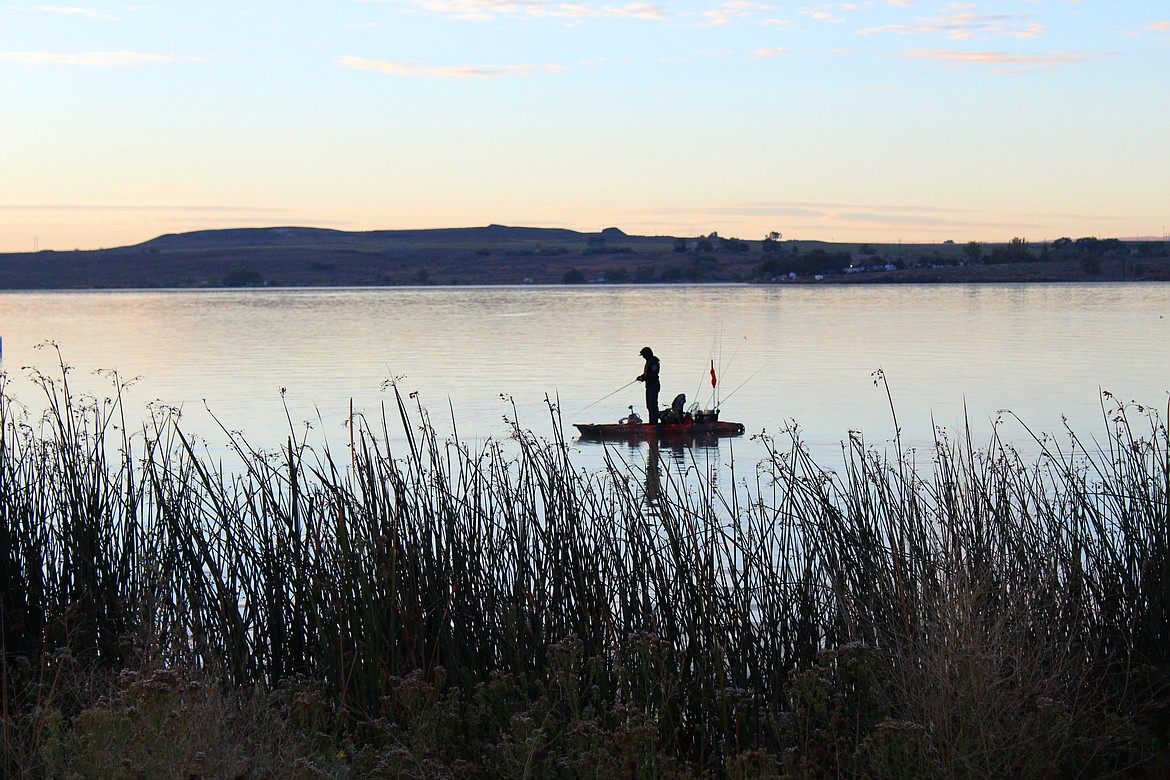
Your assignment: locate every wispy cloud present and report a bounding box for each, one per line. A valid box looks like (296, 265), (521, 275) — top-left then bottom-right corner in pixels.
(858, 5), (1044, 40)
(0, 51), (202, 67)
(543, 2), (666, 20)
(624, 200), (1052, 239)
(701, 1), (774, 27)
(804, 9), (845, 24)
(751, 47), (787, 59)
(636, 201), (980, 221)
(1145, 20), (1170, 34)
(373, 0), (667, 22)
(25, 5), (120, 21)
(0, 203), (279, 213)
(337, 55), (565, 78)
(899, 48), (1114, 73)
(798, 2), (874, 25)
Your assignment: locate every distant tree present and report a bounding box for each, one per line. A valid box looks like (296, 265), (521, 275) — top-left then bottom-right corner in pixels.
(753, 248), (850, 279)
(561, 268), (585, 284)
(1099, 238), (1127, 254)
(673, 238), (688, 253)
(696, 239), (713, 253)
(964, 241), (983, 264)
(988, 238), (1031, 265)
(719, 237), (750, 254)
(762, 231), (783, 253)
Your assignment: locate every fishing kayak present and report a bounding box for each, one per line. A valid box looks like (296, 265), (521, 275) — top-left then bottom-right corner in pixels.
(574, 418), (746, 441)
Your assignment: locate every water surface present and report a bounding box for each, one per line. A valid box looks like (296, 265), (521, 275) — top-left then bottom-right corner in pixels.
(2, 284), (1167, 473)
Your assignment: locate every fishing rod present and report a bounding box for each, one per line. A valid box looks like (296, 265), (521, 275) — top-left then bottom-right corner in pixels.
(721, 336), (748, 384)
(696, 336), (748, 410)
(719, 358), (775, 404)
(574, 379), (638, 417)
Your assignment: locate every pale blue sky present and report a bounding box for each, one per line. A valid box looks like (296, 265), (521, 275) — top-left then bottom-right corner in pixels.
(2, 1), (1167, 252)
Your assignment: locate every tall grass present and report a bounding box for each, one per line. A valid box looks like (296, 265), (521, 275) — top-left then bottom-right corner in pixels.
(2, 356), (1169, 776)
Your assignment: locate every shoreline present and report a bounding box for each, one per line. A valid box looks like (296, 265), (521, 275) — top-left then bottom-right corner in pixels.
(2, 225), (1167, 288)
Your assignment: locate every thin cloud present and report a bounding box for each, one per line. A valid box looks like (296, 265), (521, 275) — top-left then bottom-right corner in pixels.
(751, 47), (787, 59)
(377, 0), (668, 22)
(338, 55), (564, 78)
(544, 3), (666, 20)
(859, 7), (1045, 40)
(900, 48), (1114, 72)
(0, 51), (202, 67)
(21, 5), (120, 21)
(625, 200), (1054, 238)
(799, 1), (871, 24)
(701, 1), (774, 27)
(637, 201), (979, 221)
(0, 204), (280, 213)
(578, 56), (634, 65)
(805, 10), (844, 24)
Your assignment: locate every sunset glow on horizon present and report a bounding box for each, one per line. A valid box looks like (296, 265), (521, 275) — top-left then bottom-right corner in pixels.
(1, 1), (1167, 253)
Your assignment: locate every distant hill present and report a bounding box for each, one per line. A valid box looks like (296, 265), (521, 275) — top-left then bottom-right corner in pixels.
(1, 226), (1166, 289)
(136, 225), (595, 251)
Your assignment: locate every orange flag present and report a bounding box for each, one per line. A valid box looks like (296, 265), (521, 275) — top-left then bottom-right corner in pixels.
(710, 361), (717, 388)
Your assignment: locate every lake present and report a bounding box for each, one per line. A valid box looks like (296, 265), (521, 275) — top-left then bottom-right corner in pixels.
(2, 284), (1168, 476)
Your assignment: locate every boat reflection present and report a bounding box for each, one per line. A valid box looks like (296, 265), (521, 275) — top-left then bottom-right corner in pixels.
(575, 432), (727, 507)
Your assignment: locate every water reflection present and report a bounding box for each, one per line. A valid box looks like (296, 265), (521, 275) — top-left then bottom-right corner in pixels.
(645, 439), (661, 504)
(576, 434), (728, 510)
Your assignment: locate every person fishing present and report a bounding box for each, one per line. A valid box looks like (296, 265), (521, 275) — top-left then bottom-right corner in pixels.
(636, 346), (662, 424)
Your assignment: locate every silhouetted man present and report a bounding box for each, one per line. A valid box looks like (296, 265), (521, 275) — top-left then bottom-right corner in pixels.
(637, 346), (661, 424)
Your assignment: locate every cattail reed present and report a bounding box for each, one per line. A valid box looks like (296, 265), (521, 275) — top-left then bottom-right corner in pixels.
(3, 359), (1168, 775)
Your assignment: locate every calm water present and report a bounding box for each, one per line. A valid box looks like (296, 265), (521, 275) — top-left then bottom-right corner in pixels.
(2, 284), (1168, 474)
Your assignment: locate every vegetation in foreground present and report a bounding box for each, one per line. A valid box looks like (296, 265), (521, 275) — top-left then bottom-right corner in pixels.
(2, 359), (1170, 778)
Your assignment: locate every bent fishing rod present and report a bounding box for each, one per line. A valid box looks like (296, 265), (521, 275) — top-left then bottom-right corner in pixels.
(574, 379), (639, 417)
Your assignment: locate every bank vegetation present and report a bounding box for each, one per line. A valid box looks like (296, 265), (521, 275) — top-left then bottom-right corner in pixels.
(2, 359), (1169, 778)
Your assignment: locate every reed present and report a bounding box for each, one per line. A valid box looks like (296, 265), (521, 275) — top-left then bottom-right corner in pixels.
(2, 358), (1168, 776)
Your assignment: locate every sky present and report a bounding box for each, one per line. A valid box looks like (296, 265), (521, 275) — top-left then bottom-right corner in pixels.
(1, 1), (1168, 252)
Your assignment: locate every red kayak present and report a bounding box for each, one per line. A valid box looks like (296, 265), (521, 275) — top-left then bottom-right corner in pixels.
(574, 419), (746, 441)
(574, 406), (745, 442)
